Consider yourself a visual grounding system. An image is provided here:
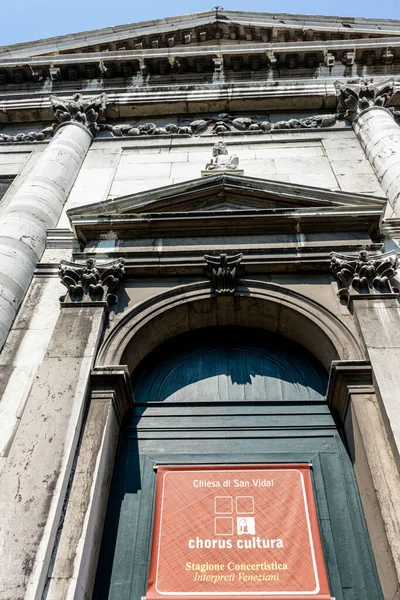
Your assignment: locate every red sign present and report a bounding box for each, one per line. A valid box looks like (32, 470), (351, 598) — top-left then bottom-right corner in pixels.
(146, 464), (330, 599)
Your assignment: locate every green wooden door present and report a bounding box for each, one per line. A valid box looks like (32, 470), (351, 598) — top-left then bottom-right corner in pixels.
(94, 326), (382, 600)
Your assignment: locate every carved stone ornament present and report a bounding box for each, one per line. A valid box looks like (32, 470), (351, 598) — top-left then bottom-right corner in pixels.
(99, 112), (339, 139)
(50, 92), (108, 134)
(204, 141), (240, 172)
(59, 257), (125, 306)
(0, 110), (340, 143)
(335, 78), (395, 122)
(330, 250), (399, 304)
(0, 124), (57, 143)
(204, 253), (243, 295)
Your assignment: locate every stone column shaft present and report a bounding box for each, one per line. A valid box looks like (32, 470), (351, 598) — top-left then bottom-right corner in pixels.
(0, 122), (92, 350)
(353, 107), (400, 218)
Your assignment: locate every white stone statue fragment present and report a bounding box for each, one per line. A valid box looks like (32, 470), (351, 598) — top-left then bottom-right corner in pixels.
(204, 141), (240, 171)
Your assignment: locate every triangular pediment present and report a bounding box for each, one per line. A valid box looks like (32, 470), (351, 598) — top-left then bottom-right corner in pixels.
(68, 174), (384, 240)
(68, 173), (385, 218)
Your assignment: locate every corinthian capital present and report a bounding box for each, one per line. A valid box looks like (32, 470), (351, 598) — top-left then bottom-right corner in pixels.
(330, 250), (399, 304)
(59, 257), (125, 306)
(335, 79), (394, 122)
(50, 92), (108, 134)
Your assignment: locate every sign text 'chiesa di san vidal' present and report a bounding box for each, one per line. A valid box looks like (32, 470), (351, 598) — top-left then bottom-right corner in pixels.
(2, 7), (400, 600)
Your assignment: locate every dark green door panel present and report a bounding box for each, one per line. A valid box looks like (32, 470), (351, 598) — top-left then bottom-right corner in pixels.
(93, 327), (382, 600)
(132, 328), (328, 404)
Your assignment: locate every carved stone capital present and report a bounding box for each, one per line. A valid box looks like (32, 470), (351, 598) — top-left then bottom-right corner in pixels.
(204, 253), (243, 295)
(335, 78), (394, 122)
(50, 93), (108, 135)
(59, 257), (125, 306)
(330, 250), (399, 304)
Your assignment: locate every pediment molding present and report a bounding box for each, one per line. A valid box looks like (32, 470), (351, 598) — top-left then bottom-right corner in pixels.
(67, 174), (384, 241)
(68, 173), (385, 217)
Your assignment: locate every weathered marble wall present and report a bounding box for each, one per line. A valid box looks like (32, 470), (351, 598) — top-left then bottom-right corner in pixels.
(0, 120), (395, 600)
(53, 128), (383, 225)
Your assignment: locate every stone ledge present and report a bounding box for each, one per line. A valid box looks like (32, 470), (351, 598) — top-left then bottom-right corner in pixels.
(201, 168), (244, 176)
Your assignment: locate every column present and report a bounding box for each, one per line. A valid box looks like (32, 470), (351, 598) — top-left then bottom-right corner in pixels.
(0, 258), (124, 600)
(0, 93), (107, 351)
(335, 79), (400, 218)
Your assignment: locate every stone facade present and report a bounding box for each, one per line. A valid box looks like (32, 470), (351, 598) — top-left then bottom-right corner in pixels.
(1, 9), (400, 600)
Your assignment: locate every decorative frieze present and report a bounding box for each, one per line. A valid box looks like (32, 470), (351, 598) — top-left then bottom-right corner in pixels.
(0, 110), (340, 143)
(204, 253), (243, 295)
(59, 257), (125, 306)
(99, 111), (339, 138)
(50, 93), (108, 134)
(330, 250), (399, 304)
(0, 124), (56, 143)
(335, 78), (395, 122)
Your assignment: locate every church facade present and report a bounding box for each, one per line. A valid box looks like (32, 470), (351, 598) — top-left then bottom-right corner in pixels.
(1, 10), (400, 600)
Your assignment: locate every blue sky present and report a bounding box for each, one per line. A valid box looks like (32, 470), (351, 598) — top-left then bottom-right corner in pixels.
(1, 0), (398, 46)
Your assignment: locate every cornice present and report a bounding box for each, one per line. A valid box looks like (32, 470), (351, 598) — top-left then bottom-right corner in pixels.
(69, 206), (383, 242)
(2, 10), (400, 60)
(380, 218), (400, 237)
(1, 76), (399, 125)
(0, 39), (399, 94)
(2, 37), (400, 67)
(35, 242), (384, 278)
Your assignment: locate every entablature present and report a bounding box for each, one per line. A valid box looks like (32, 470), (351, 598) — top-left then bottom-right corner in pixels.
(37, 232), (383, 278)
(1, 37), (399, 90)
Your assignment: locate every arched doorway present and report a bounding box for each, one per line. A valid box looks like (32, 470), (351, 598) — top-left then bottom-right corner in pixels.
(94, 326), (382, 600)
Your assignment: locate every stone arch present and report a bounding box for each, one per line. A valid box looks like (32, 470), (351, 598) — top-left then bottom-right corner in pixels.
(92, 280), (384, 600)
(96, 279), (364, 374)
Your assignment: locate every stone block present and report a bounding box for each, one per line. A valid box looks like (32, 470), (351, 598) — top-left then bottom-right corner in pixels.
(109, 179), (172, 197)
(354, 298), (400, 349)
(187, 151), (217, 163)
(240, 159), (276, 176)
(254, 145), (322, 159)
(275, 156), (332, 174)
(320, 136), (360, 149)
(66, 168), (115, 207)
(260, 174), (290, 183)
(115, 162), (171, 180)
(170, 162), (203, 179)
(288, 172), (339, 189)
(45, 307), (105, 359)
(324, 147), (368, 162)
(336, 173), (383, 195)
(121, 151), (188, 164)
(82, 148), (121, 168)
(330, 160), (375, 175)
